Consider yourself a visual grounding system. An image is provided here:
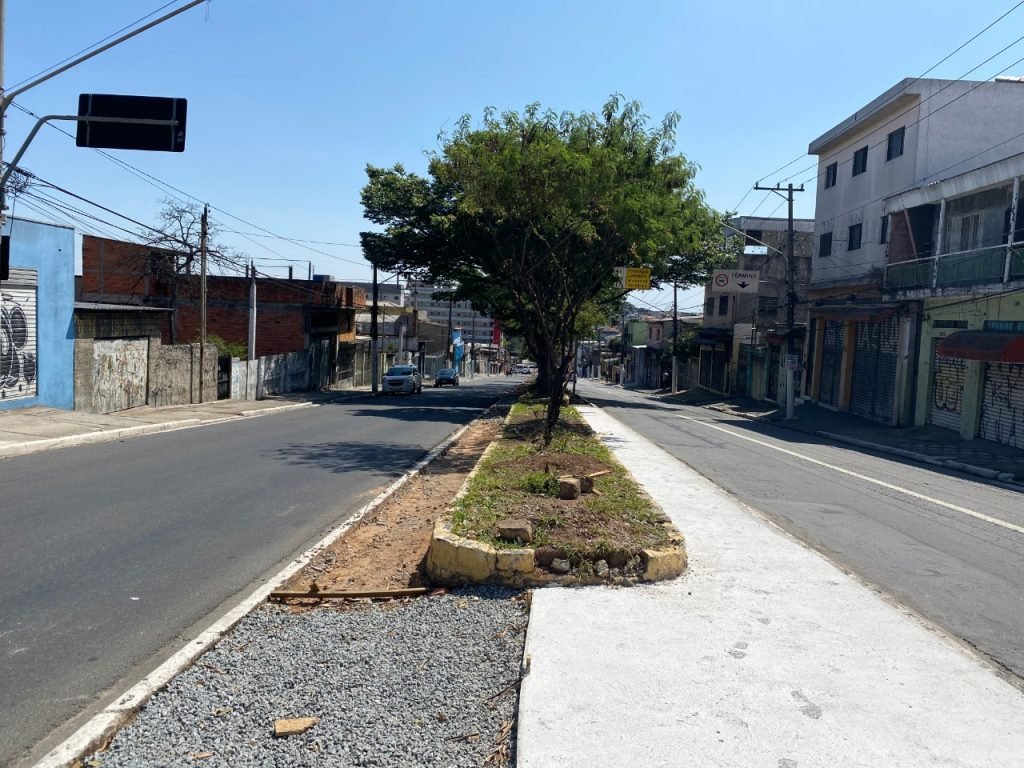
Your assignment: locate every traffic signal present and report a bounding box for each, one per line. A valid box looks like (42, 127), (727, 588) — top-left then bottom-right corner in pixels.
(77, 94), (187, 152)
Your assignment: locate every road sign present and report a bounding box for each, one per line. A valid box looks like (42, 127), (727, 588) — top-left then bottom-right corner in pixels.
(615, 266), (651, 291)
(743, 245), (768, 256)
(786, 354), (799, 370)
(711, 269), (759, 294)
(77, 94), (187, 152)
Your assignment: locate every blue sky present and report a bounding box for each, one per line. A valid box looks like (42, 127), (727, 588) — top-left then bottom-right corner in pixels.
(6, 0), (1024, 315)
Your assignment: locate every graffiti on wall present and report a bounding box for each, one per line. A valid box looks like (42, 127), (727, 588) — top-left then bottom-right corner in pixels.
(0, 289), (37, 401)
(980, 362), (1024, 449)
(932, 356), (965, 415)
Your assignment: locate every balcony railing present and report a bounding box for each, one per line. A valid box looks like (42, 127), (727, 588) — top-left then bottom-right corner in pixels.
(884, 243), (1024, 292)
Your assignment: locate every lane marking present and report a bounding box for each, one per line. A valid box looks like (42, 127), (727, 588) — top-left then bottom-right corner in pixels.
(676, 413), (1024, 536)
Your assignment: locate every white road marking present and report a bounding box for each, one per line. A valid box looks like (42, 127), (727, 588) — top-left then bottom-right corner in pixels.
(676, 413), (1024, 536)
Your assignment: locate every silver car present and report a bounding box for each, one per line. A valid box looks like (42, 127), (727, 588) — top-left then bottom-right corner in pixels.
(382, 364), (422, 394)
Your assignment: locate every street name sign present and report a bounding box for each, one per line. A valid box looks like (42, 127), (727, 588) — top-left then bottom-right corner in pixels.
(743, 245), (768, 256)
(711, 269), (759, 294)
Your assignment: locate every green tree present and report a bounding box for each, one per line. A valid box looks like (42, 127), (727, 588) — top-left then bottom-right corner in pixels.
(361, 95), (723, 444)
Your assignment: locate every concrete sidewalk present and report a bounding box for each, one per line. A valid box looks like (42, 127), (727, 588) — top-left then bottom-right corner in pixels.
(0, 388), (371, 459)
(517, 405), (1024, 767)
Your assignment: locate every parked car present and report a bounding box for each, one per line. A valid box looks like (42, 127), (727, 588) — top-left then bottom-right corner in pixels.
(434, 368), (459, 387)
(382, 364), (422, 394)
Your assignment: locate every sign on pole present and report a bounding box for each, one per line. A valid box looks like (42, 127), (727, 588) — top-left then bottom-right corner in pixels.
(711, 269), (759, 294)
(77, 93), (187, 152)
(615, 267), (651, 291)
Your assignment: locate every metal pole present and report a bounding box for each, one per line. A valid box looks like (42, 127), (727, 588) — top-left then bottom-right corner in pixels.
(786, 183), (796, 420)
(446, 295), (453, 367)
(199, 203), (208, 402)
(371, 263), (379, 394)
(620, 306), (626, 386)
(470, 314), (476, 379)
(247, 262), (256, 361)
(0, 0), (205, 222)
(671, 279), (679, 393)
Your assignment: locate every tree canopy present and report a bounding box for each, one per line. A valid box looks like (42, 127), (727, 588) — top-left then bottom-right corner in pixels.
(361, 95), (725, 443)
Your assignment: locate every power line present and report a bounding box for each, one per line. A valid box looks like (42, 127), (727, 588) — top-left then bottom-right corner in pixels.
(736, 0), (1024, 202)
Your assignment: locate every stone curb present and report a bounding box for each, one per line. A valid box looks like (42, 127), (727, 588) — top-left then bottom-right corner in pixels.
(0, 419), (202, 459)
(426, 406), (688, 588)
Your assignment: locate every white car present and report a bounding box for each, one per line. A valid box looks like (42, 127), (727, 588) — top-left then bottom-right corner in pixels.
(382, 364), (422, 394)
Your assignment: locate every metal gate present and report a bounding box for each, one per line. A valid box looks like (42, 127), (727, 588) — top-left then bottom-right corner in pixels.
(0, 269), (39, 402)
(698, 346), (713, 389)
(929, 348), (964, 432)
(979, 362), (1024, 449)
(766, 345), (781, 402)
(849, 317), (899, 423)
(819, 320), (843, 406)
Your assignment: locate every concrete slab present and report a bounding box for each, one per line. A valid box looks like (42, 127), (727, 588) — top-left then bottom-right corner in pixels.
(517, 406), (1024, 768)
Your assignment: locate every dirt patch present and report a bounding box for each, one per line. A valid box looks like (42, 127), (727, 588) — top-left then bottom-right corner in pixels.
(285, 410), (506, 593)
(491, 452), (609, 478)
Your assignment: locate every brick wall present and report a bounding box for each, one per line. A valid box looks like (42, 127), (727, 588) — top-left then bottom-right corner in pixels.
(80, 235), (365, 356)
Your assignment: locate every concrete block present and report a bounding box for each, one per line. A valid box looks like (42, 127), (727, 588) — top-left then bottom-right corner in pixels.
(496, 548), (534, 574)
(455, 538), (497, 581)
(497, 517), (533, 543)
(640, 544), (688, 582)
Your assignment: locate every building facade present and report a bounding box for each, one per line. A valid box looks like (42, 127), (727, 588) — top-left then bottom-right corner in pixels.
(0, 218), (75, 411)
(805, 77), (1024, 429)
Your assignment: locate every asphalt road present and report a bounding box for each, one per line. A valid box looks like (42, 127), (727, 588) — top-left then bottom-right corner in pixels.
(0, 376), (518, 768)
(576, 381), (1024, 684)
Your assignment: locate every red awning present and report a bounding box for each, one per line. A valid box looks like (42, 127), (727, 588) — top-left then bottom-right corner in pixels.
(937, 331), (1024, 362)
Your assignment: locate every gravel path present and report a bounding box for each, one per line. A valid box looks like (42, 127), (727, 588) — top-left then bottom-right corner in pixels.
(84, 588), (528, 768)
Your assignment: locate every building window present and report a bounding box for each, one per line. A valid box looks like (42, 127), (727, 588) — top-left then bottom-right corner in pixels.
(819, 231), (833, 258)
(886, 127), (905, 161)
(744, 229), (763, 245)
(825, 162), (837, 189)
(718, 295), (729, 315)
(852, 146), (868, 176)
(757, 295), (780, 312)
(880, 216), (889, 244)
(848, 223), (863, 250)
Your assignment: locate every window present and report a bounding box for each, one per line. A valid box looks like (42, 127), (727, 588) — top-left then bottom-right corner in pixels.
(852, 146), (868, 176)
(744, 229), (763, 246)
(819, 231), (833, 258)
(758, 296), (780, 313)
(880, 216), (889, 244)
(886, 127), (905, 161)
(718, 295), (729, 315)
(825, 162), (838, 189)
(848, 223), (863, 251)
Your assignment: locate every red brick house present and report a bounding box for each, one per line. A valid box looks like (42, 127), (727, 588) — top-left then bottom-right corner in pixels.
(78, 235), (364, 360)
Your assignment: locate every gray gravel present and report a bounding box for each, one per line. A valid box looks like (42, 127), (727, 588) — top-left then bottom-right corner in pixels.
(84, 587), (528, 767)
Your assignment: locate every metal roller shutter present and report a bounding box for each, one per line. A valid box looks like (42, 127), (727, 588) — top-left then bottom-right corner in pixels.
(766, 345), (780, 402)
(849, 316), (899, 423)
(819, 320), (843, 406)
(0, 268), (39, 402)
(929, 350), (964, 432)
(980, 363), (1024, 449)
(698, 347), (712, 389)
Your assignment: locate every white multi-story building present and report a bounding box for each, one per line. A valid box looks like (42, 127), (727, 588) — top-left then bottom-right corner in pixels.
(406, 281), (496, 346)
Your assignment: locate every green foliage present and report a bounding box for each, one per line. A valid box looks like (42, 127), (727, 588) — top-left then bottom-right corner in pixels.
(361, 95), (723, 444)
(199, 334), (247, 359)
(523, 471), (560, 496)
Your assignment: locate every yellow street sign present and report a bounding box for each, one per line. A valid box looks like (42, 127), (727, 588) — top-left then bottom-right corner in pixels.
(616, 267), (651, 291)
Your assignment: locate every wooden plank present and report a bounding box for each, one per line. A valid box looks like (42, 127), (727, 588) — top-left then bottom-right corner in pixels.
(273, 717), (319, 737)
(268, 587), (428, 601)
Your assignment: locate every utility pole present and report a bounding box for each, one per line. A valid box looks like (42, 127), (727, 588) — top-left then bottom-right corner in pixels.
(370, 263), (379, 394)
(199, 203), (208, 402)
(247, 261), (256, 362)
(596, 324), (601, 381)
(671, 278), (679, 393)
(620, 306), (626, 386)
(754, 182), (805, 419)
(470, 314), (476, 379)
(446, 295), (454, 367)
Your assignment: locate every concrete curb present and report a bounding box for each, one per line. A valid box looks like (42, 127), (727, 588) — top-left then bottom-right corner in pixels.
(33, 418), (473, 768)
(704, 404), (1022, 488)
(0, 419), (202, 459)
(426, 405), (688, 588)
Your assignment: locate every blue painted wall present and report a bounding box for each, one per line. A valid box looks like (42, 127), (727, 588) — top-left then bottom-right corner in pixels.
(0, 217), (75, 410)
